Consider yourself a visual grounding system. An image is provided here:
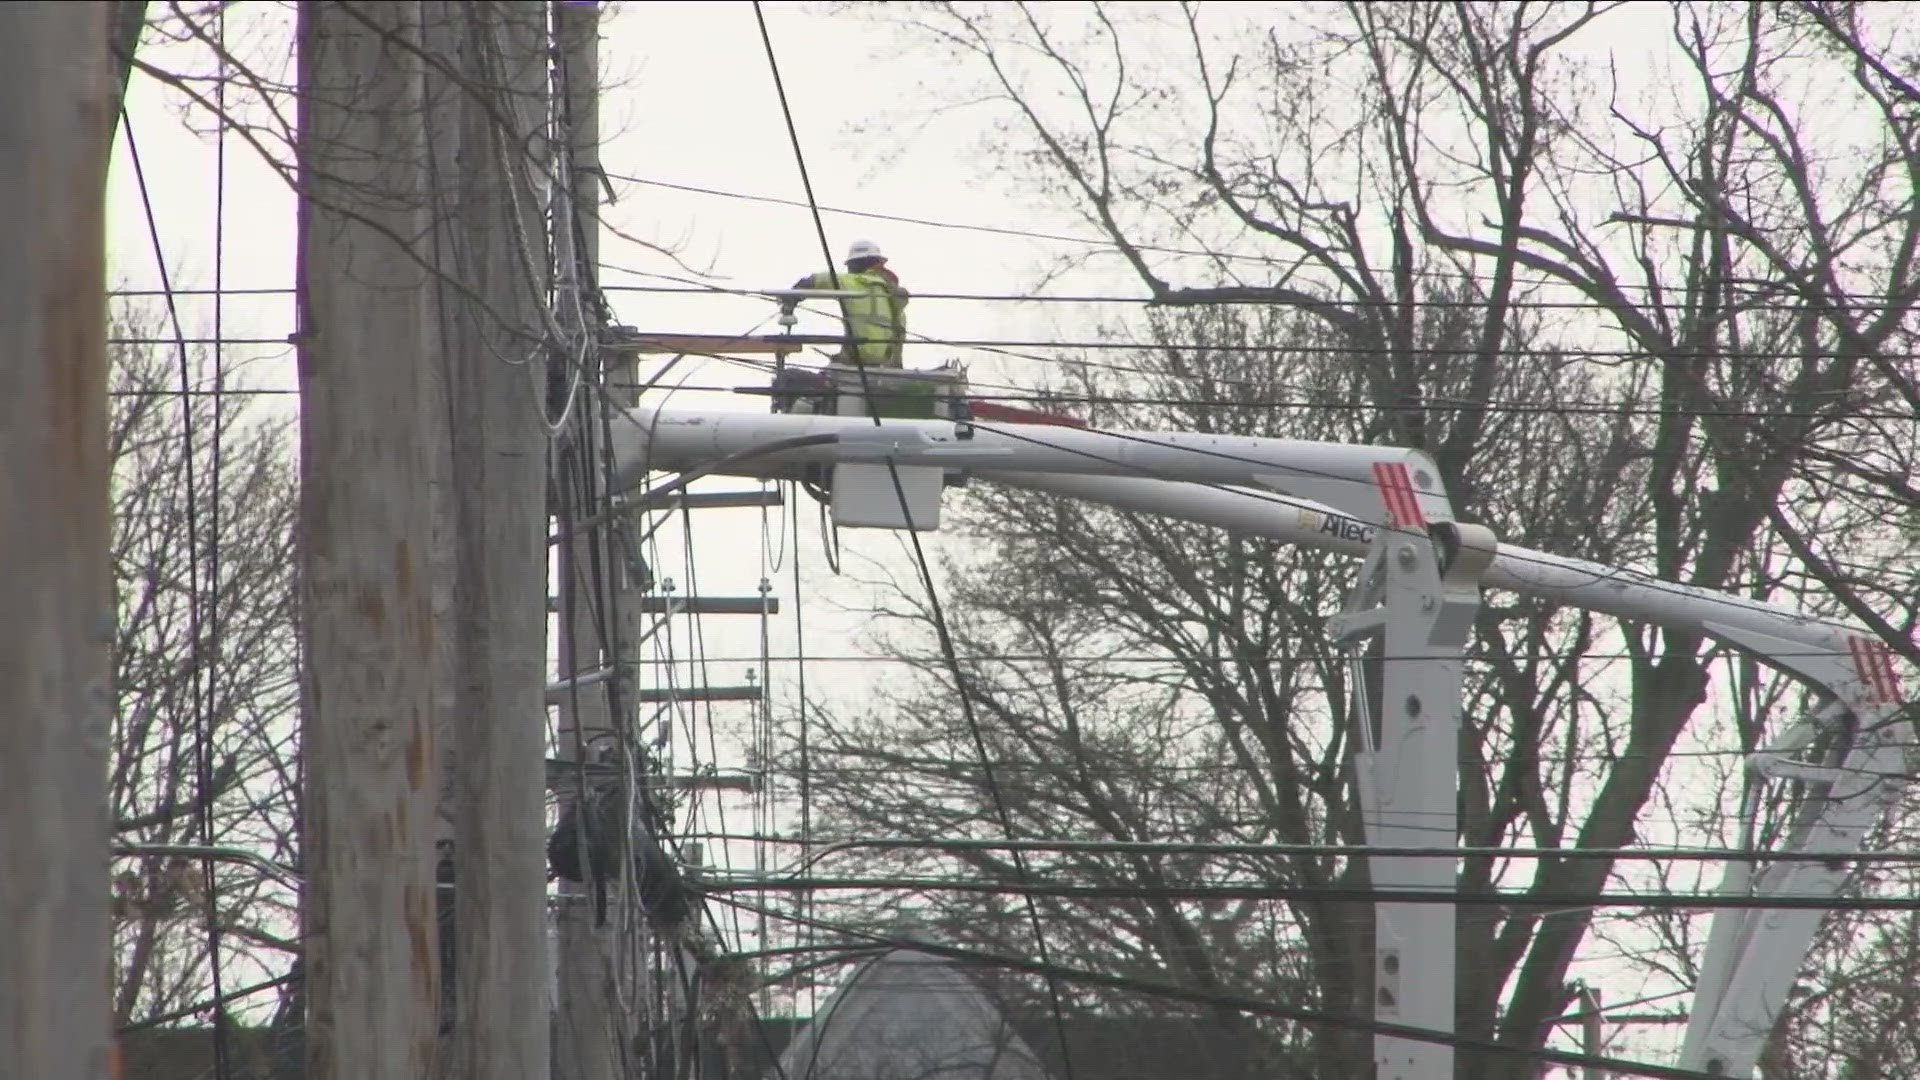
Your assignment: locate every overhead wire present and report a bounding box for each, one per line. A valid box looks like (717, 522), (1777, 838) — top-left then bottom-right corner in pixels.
(633, 648), (1906, 664)
(583, 346), (1920, 424)
(944, 413), (1893, 644)
(102, 329), (1920, 364)
(691, 834), (1920, 868)
(686, 737), (1920, 774)
(666, 499), (755, 953)
(749, 8), (1081, 1079)
(89, 374), (1920, 428)
(571, 410), (798, 1076)
(633, 379), (1920, 425)
(786, 479), (819, 1018)
(205, 10), (235, 1064)
(702, 894), (1738, 1080)
(614, 426), (1905, 799)
(591, 161), (1912, 1068)
(698, 873), (1920, 912)
(543, 52), (632, 1053)
(547, 29), (791, 1069)
(591, 173), (1920, 309)
(108, 275), (1920, 313)
(121, 97), (234, 1080)
(116, 19), (1913, 1067)
(594, 278), (1920, 313)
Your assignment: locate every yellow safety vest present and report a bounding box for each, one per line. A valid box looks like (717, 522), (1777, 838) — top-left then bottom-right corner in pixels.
(797, 269), (907, 367)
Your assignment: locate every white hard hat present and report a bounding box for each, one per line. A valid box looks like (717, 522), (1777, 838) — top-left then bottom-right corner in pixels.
(846, 239), (885, 262)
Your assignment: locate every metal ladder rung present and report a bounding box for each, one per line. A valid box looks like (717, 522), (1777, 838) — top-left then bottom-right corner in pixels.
(633, 685), (761, 704)
(542, 761), (762, 793)
(545, 595), (780, 615)
(637, 489), (785, 511)
(637, 595), (779, 615)
(545, 672), (763, 707)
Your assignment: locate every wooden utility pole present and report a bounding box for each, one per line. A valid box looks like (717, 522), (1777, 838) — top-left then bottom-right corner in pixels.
(551, 3), (629, 1078)
(294, 3), (440, 1077)
(109, 2), (148, 102)
(0, 6), (114, 1079)
(434, 2), (553, 1078)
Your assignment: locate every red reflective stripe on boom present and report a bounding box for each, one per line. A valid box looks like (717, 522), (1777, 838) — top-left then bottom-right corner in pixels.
(967, 401), (1089, 429)
(1876, 641), (1904, 703)
(1848, 636), (1900, 704)
(1372, 461), (1425, 529)
(1849, 636), (1874, 701)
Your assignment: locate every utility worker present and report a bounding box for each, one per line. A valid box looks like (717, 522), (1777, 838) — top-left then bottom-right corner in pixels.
(782, 239), (909, 367)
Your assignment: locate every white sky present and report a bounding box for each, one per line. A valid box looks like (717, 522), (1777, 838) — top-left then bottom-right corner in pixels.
(106, 0), (1103, 1032)
(101, 0), (1898, 1068)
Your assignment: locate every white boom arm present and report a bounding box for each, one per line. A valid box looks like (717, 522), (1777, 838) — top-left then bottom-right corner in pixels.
(977, 474), (1908, 1079)
(609, 401), (1909, 1079)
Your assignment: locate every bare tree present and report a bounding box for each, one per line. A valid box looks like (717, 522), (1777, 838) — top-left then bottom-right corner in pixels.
(107, 320), (301, 1025)
(795, 298), (1650, 1077)
(799, 2), (1920, 1076)
(118, 1), (703, 309)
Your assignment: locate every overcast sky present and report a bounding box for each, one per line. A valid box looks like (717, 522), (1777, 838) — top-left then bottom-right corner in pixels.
(102, 1), (1874, 1061)
(103, 1), (1061, 735)
(104, 0), (1078, 1019)
(104, 0), (1111, 689)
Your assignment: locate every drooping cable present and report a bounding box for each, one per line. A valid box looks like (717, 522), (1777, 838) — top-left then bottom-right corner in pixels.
(600, 172), (1920, 308)
(122, 104), (233, 1080)
(550, 23), (704, 1053)
(787, 479), (818, 1016)
(204, 9), (235, 1066)
(752, 9), (1082, 1079)
(706, 894), (1735, 1080)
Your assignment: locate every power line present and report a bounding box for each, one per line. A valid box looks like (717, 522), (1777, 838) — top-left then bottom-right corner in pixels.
(952, 413), (1895, 644)
(700, 873), (1920, 912)
(105, 377), (1920, 424)
(635, 647), (1908, 664)
(595, 174), (1920, 310)
(205, 11), (235, 1060)
(750, 9), (1083, 1080)
(599, 276), (1920, 315)
(116, 973), (300, 1036)
(122, 102), (235, 1080)
(628, 380), (1920, 423)
(104, 331), (1920, 364)
(106, 275), (1920, 315)
(691, 834), (1920, 867)
(704, 896), (1733, 1080)
(704, 738), (1920, 771)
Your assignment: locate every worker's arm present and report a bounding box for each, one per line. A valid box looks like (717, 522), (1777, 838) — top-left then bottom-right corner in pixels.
(888, 285), (909, 334)
(780, 273), (817, 313)
(781, 272), (837, 313)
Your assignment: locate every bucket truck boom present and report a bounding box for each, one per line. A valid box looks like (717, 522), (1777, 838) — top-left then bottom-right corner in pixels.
(607, 390), (1908, 1080)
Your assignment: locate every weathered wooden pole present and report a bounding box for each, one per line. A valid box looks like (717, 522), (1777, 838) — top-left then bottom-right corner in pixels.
(551, 4), (629, 1078)
(0, 5), (115, 1079)
(435, 1), (554, 1077)
(109, 2), (148, 103)
(294, 2), (441, 1077)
